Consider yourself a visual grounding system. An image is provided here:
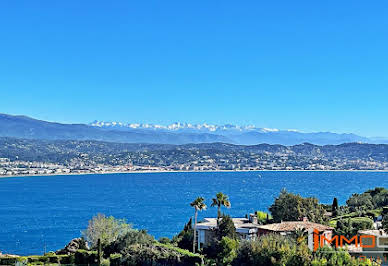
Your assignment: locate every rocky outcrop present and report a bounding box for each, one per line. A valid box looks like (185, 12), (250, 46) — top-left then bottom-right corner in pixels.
(56, 238), (89, 255)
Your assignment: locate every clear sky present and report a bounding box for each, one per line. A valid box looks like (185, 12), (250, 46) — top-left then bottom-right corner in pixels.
(1, 1), (387, 137)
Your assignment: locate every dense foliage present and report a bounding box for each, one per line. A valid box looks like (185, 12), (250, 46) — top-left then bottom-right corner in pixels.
(82, 213), (131, 248)
(347, 188), (388, 212)
(269, 189), (326, 223)
(232, 234), (311, 266)
(334, 217), (374, 238)
(312, 246), (377, 266)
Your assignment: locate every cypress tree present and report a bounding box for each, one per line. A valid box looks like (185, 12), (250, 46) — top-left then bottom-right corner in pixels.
(332, 197), (339, 217)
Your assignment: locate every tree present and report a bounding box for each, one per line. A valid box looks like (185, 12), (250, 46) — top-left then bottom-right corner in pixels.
(332, 197), (338, 217)
(217, 215), (237, 240)
(269, 189), (326, 223)
(256, 211), (269, 224)
(190, 196), (207, 253)
(172, 218), (194, 250)
(218, 236), (238, 265)
(82, 213), (131, 248)
(211, 192), (231, 220)
(346, 193), (374, 213)
(293, 225), (308, 244)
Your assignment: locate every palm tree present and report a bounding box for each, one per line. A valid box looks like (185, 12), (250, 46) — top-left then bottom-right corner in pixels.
(211, 192), (231, 220)
(190, 196), (207, 253)
(293, 225), (308, 244)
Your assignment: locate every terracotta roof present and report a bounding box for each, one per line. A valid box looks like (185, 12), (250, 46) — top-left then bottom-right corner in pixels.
(257, 221), (333, 232)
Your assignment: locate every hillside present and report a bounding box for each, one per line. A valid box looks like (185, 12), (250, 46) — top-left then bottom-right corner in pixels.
(1, 113), (385, 145)
(1, 138), (387, 173)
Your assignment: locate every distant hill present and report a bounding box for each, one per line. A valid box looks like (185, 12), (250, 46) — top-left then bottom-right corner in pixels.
(0, 113), (386, 145)
(0, 138), (387, 169)
(0, 114), (231, 144)
(90, 120), (379, 145)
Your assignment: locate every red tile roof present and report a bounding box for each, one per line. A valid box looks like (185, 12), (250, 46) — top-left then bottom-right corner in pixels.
(258, 221), (333, 232)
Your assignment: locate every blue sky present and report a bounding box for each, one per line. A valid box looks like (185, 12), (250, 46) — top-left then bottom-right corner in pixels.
(1, 1), (387, 137)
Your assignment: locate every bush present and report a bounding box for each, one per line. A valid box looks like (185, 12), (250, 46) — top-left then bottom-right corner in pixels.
(312, 246), (377, 266)
(350, 217), (374, 232)
(104, 229), (154, 255)
(112, 242), (203, 266)
(218, 236), (239, 265)
(335, 217), (373, 238)
(82, 213), (132, 248)
(158, 237), (171, 244)
(172, 218), (194, 250)
(109, 253), (123, 266)
(232, 234), (311, 266)
(74, 249), (98, 265)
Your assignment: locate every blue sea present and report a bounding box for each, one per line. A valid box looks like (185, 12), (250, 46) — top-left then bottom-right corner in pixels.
(1, 171), (388, 255)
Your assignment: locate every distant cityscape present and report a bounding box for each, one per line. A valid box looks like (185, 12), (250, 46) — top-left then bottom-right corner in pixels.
(1, 138), (388, 177)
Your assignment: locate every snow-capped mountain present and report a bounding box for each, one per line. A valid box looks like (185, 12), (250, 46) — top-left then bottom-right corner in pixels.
(89, 120), (377, 145)
(90, 121), (292, 134)
(1, 113), (386, 146)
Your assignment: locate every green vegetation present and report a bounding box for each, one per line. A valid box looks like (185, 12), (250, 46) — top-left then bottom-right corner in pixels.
(256, 211), (271, 224)
(269, 189), (326, 223)
(211, 192), (231, 220)
(329, 187), (388, 239)
(82, 213), (131, 248)
(172, 218), (194, 251)
(334, 217), (374, 238)
(2, 188), (386, 265)
(233, 234), (311, 266)
(332, 197), (339, 217)
(312, 246), (376, 266)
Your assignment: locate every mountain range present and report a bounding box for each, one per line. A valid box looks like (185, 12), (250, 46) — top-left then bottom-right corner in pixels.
(0, 113), (386, 145)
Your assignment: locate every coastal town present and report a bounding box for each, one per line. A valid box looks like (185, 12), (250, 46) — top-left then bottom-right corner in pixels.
(1, 152), (388, 177)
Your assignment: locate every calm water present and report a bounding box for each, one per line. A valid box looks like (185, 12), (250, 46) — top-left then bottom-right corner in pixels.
(1, 171), (388, 255)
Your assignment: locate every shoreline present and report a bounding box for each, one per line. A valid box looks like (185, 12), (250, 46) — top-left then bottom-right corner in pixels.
(2, 169), (388, 179)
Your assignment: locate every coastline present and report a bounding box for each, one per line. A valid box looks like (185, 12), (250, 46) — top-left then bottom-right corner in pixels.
(2, 169), (388, 179)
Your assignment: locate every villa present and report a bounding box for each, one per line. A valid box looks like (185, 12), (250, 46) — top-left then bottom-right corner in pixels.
(196, 217), (260, 249)
(196, 215), (334, 250)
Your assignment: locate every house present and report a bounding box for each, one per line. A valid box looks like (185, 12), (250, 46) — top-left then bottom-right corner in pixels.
(196, 217), (260, 249)
(257, 218), (334, 239)
(196, 216), (334, 250)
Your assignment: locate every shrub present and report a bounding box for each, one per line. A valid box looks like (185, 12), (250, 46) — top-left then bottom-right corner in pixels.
(104, 229), (154, 255)
(313, 246), (376, 266)
(109, 253), (122, 266)
(172, 218), (194, 250)
(158, 237), (171, 244)
(74, 249), (98, 265)
(82, 213), (131, 248)
(335, 217), (373, 238)
(232, 234), (311, 266)
(218, 236), (239, 265)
